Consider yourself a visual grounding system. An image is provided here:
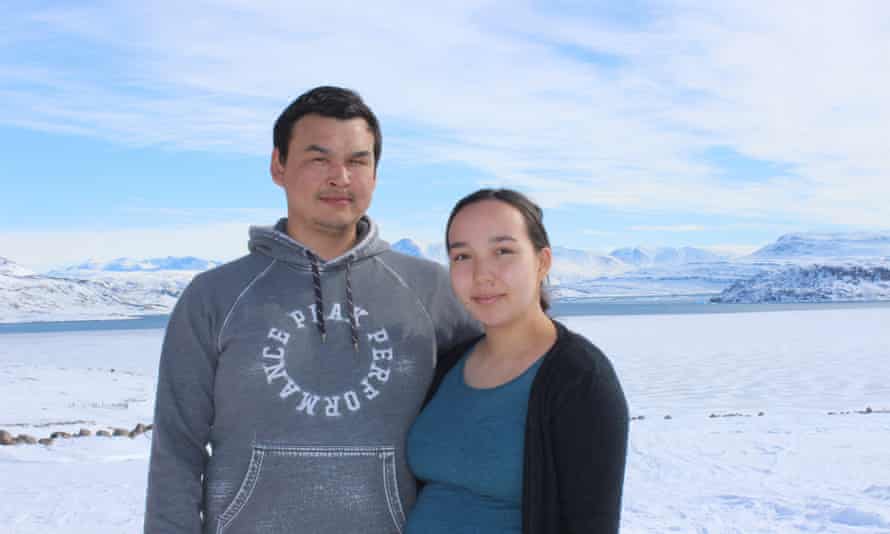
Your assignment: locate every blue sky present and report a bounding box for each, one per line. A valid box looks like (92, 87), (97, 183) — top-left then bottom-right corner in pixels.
(2, 1), (889, 270)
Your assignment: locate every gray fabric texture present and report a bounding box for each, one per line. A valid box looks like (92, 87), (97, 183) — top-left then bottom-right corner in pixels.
(144, 217), (479, 534)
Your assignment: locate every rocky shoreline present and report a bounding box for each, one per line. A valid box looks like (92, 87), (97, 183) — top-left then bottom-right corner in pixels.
(0, 423), (152, 447)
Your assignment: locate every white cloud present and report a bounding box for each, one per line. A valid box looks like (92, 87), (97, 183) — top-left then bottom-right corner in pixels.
(2, 0), (889, 230)
(630, 225), (705, 232)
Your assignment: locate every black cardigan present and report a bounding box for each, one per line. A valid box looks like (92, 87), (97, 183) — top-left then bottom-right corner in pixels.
(423, 320), (629, 534)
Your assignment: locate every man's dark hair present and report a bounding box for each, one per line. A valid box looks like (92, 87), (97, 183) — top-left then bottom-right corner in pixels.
(273, 86), (382, 167)
(446, 188), (553, 311)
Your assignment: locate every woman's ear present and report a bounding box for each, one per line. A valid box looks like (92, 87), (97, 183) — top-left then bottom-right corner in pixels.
(537, 247), (553, 280)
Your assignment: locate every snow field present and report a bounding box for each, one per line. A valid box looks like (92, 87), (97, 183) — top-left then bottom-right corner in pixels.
(0, 307), (888, 532)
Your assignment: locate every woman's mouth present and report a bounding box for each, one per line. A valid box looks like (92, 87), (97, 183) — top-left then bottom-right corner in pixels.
(472, 294), (503, 305)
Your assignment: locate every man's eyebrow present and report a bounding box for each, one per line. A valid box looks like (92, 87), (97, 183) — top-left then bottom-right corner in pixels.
(305, 144), (329, 154)
(350, 150), (372, 159)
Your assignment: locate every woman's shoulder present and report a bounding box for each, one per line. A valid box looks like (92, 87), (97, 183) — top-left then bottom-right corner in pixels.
(544, 321), (616, 382)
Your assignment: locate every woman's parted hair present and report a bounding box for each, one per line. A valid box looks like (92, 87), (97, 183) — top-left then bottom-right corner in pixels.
(445, 188), (552, 311)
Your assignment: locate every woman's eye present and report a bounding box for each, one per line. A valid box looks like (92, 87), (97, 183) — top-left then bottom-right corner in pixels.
(451, 253), (468, 262)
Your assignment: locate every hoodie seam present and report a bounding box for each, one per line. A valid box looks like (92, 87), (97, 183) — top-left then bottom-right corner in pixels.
(373, 255), (436, 333)
(217, 258), (277, 353)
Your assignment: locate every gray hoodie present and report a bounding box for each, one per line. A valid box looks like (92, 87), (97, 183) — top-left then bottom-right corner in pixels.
(144, 218), (479, 534)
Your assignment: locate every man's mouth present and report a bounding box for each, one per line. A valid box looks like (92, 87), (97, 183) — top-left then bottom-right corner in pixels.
(319, 193), (353, 205)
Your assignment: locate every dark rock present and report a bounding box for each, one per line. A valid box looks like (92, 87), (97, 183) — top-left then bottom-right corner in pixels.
(17, 434), (37, 445)
(38, 438), (54, 446)
(664, 415), (672, 420)
(757, 411), (765, 417)
(96, 430), (111, 437)
(0, 430), (14, 445)
(78, 428), (92, 437)
(50, 431), (72, 439)
(112, 428), (129, 437)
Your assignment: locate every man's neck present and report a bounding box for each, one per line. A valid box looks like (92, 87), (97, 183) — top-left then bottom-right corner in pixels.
(286, 221), (359, 261)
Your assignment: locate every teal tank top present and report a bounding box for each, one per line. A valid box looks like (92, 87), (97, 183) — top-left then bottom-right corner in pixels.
(406, 347), (543, 533)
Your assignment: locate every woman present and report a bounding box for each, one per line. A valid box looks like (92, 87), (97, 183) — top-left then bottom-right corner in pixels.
(406, 189), (629, 533)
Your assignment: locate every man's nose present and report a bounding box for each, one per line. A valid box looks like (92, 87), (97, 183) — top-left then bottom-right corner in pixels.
(327, 162), (351, 186)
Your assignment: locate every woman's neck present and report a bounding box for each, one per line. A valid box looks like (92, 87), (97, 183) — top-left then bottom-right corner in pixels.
(480, 308), (557, 363)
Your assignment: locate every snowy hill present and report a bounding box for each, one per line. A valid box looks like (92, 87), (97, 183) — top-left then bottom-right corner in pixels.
(5, 232), (890, 322)
(751, 232), (890, 259)
(1, 256), (204, 323)
(0, 257), (34, 277)
(610, 246), (724, 266)
(550, 246), (629, 282)
(0, 268), (194, 323)
(395, 241), (630, 281)
(712, 264), (890, 303)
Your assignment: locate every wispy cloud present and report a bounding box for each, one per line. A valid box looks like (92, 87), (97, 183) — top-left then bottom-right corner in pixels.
(2, 0), (889, 229)
(630, 225), (705, 232)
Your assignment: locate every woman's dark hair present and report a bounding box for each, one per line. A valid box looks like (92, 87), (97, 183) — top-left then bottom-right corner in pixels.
(445, 188), (552, 311)
(273, 86), (382, 167)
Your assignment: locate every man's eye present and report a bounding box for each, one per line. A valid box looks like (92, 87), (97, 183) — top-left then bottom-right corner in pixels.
(496, 248), (514, 255)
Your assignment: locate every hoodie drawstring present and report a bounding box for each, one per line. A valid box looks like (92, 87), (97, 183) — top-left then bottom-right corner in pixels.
(307, 251), (359, 352)
(345, 260), (359, 351)
(307, 251), (326, 344)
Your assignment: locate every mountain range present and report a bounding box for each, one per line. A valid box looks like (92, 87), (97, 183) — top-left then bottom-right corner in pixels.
(3, 232), (890, 322)
(61, 256), (222, 273)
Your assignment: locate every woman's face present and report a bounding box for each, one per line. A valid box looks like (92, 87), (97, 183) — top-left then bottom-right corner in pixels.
(447, 199), (551, 329)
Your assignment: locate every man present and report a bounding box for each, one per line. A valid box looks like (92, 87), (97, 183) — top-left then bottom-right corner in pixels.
(144, 86), (479, 533)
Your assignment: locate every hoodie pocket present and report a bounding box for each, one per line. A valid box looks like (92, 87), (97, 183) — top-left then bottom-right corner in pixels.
(216, 444), (406, 534)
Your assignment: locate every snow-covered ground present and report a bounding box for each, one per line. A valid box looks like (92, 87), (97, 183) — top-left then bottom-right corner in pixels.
(1, 307), (889, 533)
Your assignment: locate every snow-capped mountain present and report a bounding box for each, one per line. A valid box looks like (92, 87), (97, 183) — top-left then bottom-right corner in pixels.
(391, 239), (423, 258)
(0, 270), (188, 323)
(391, 241), (630, 281)
(1, 256), (206, 323)
(550, 246), (629, 282)
(610, 246), (725, 266)
(750, 232), (890, 259)
(0, 257), (34, 277)
(5, 232), (890, 323)
(712, 263), (890, 303)
(63, 256), (221, 273)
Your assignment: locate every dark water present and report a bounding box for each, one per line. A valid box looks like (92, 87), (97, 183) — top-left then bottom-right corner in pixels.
(2, 299), (889, 335)
(0, 314), (170, 335)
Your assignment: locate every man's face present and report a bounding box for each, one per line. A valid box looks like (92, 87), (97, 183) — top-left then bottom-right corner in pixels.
(271, 114), (377, 242)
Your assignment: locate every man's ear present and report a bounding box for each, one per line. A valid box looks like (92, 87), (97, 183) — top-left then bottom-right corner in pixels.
(270, 148), (285, 187)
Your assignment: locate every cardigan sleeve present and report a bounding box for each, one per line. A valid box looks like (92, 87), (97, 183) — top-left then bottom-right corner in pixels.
(551, 358), (629, 533)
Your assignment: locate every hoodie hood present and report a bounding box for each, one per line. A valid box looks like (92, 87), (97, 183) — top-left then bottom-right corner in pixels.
(248, 216), (389, 269)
